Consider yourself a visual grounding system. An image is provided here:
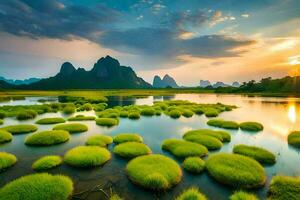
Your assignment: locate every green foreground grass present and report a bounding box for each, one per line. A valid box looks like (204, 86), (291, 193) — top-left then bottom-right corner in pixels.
(175, 187), (207, 200)
(32, 155), (62, 171)
(0, 152), (17, 171)
(268, 175), (300, 200)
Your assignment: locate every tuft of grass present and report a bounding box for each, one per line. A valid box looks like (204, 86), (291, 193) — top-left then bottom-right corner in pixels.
(85, 135), (113, 147)
(36, 117), (66, 124)
(25, 130), (70, 146)
(32, 155), (62, 171)
(175, 187), (207, 200)
(182, 157), (205, 174)
(96, 118), (119, 127)
(63, 105), (76, 114)
(229, 191), (258, 200)
(233, 144), (276, 165)
(182, 109), (194, 118)
(268, 175), (300, 200)
(0, 173), (73, 200)
(16, 110), (38, 120)
(119, 111), (129, 118)
(239, 122), (263, 132)
(113, 133), (143, 144)
(207, 119), (239, 129)
(183, 134), (223, 150)
(1, 124), (38, 135)
(126, 154), (182, 190)
(169, 110), (182, 118)
(0, 152), (17, 171)
(113, 142), (152, 158)
(0, 130), (13, 144)
(206, 153), (266, 188)
(64, 146), (111, 168)
(53, 123), (88, 133)
(68, 115), (95, 121)
(141, 108), (156, 116)
(288, 131), (300, 147)
(128, 112), (140, 120)
(110, 193), (123, 200)
(183, 129), (231, 143)
(204, 108), (219, 117)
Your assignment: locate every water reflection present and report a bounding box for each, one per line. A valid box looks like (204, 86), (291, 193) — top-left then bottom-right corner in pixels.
(288, 104), (296, 123)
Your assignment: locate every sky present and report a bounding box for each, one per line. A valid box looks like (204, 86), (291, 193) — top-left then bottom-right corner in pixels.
(0, 0), (300, 86)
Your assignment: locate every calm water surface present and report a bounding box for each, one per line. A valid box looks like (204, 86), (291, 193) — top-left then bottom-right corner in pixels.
(1, 94), (300, 200)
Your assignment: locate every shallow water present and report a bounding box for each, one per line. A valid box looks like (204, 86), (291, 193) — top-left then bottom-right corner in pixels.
(1, 94), (300, 199)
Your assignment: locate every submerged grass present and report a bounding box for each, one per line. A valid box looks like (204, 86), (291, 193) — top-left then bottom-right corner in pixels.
(1, 124), (38, 135)
(113, 142), (152, 158)
(25, 130), (70, 146)
(268, 175), (300, 200)
(85, 135), (113, 147)
(53, 123), (88, 133)
(0, 152), (17, 172)
(0, 130), (13, 144)
(175, 187), (207, 200)
(32, 155), (62, 171)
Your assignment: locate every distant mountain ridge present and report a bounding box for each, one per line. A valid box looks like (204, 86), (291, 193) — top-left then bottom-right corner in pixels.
(0, 76), (41, 85)
(199, 80), (240, 88)
(153, 74), (179, 88)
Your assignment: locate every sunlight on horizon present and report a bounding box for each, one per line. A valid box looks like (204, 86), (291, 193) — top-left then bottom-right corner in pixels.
(288, 103), (297, 123)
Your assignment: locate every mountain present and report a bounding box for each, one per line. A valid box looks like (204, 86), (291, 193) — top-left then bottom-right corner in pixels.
(232, 81), (241, 87)
(199, 80), (211, 88)
(18, 56), (152, 89)
(153, 74), (179, 88)
(212, 82), (230, 88)
(0, 76), (41, 85)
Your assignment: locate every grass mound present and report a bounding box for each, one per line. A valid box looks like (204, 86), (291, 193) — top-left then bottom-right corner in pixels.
(229, 191), (258, 200)
(169, 110), (182, 118)
(113, 133), (143, 144)
(0, 130), (13, 144)
(141, 108), (156, 116)
(85, 135), (113, 147)
(63, 105), (76, 114)
(175, 187), (207, 200)
(68, 115), (95, 121)
(233, 144), (276, 165)
(1, 124), (37, 135)
(204, 108), (219, 117)
(182, 109), (194, 118)
(113, 142), (152, 158)
(64, 146), (111, 168)
(183, 134), (223, 150)
(0, 152), (17, 171)
(126, 154), (182, 190)
(0, 173), (73, 200)
(207, 119), (239, 129)
(32, 155), (62, 171)
(0, 119), (3, 125)
(288, 131), (300, 147)
(36, 117), (66, 124)
(182, 157), (205, 174)
(162, 139), (208, 158)
(53, 123), (88, 133)
(25, 130), (70, 146)
(16, 110), (37, 120)
(206, 153), (266, 188)
(240, 122), (263, 132)
(96, 118), (119, 127)
(183, 129), (231, 143)
(128, 112), (140, 120)
(268, 175), (300, 200)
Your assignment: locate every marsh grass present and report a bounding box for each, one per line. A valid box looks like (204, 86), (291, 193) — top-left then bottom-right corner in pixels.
(16, 110), (38, 120)
(113, 133), (143, 144)
(240, 122), (263, 132)
(182, 157), (205, 174)
(36, 117), (66, 124)
(68, 115), (95, 121)
(0, 130), (13, 144)
(53, 123), (88, 133)
(113, 142), (152, 158)
(32, 155), (62, 171)
(1, 124), (38, 135)
(96, 118), (119, 127)
(268, 175), (300, 200)
(175, 187), (207, 200)
(85, 135), (113, 147)
(0, 152), (17, 172)
(25, 130), (70, 146)
(229, 191), (258, 200)
(288, 131), (300, 147)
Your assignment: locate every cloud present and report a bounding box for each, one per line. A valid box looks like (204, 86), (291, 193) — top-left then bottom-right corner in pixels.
(241, 14), (250, 18)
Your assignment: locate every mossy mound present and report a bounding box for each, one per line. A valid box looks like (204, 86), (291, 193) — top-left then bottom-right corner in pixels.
(204, 108), (219, 117)
(169, 110), (182, 118)
(0, 152), (17, 171)
(113, 133), (143, 144)
(1, 124), (38, 135)
(183, 134), (223, 150)
(141, 108), (156, 116)
(68, 115), (95, 121)
(119, 111), (129, 118)
(162, 139), (208, 158)
(233, 144), (276, 165)
(64, 146), (111, 168)
(240, 122), (263, 132)
(36, 118), (65, 125)
(128, 112), (140, 120)
(63, 106), (76, 114)
(288, 131), (300, 147)
(182, 109), (194, 118)
(0, 130), (13, 144)
(207, 119), (239, 129)
(0, 173), (73, 200)
(113, 142), (152, 158)
(32, 155), (62, 171)
(25, 130), (70, 146)
(96, 118), (119, 127)
(182, 157), (205, 174)
(126, 154), (182, 190)
(16, 110), (37, 120)
(85, 135), (113, 147)
(183, 129), (231, 143)
(175, 187), (207, 200)
(268, 175), (300, 200)
(206, 153), (266, 188)
(229, 191), (258, 200)
(53, 123), (88, 133)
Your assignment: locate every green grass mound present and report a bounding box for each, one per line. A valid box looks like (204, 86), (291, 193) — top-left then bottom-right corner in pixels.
(32, 155), (62, 171)
(141, 108), (155, 116)
(0, 130), (13, 144)
(207, 119), (239, 129)
(0, 119), (3, 125)
(268, 175), (300, 200)
(96, 118), (119, 127)
(64, 146), (111, 168)
(16, 110), (37, 120)
(183, 134), (223, 150)
(175, 187), (207, 200)
(239, 122), (263, 132)
(119, 111), (129, 118)
(288, 131), (300, 147)
(53, 123), (88, 133)
(68, 115), (95, 121)
(113, 133), (143, 144)
(63, 105), (76, 114)
(204, 108), (219, 117)
(0, 173), (73, 200)
(229, 191), (258, 200)
(0, 152), (17, 171)
(126, 154), (182, 190)
(162, 139), (208, 158)
(182, 109), (194, 118)
(206, 153), (266, 188)
(183, 129), (231, 143)
(1, 124), (38, 135)
(114, 142), (152, 158)
(36, 117), (66, 124)
(25, 130), (70, 146)
(233, 144), (276, 165)
(182, 157), (205, 174)
(128, 112), (140, 120)
(169, 110), (182, 118)
(85, 135), (113, 147)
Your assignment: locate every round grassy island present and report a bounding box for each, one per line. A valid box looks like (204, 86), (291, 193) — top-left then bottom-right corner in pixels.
(0, 130), (13, 144)
(16, 110), (37, 120)
(119, 111), (129, 118)
(68, 115), (95, 121)
(268, 175), (300, 200)
(140, 108), (156, 116)
(126, 154), (182, 190)
(233, 144), (276, 165)
(85, 135), (113, 147)
(229, 191), (258, 200)
(0, 173), (73, 200)
(206, 153), (266, 188)
(240, 122), (264, 132)
(36, 117), (66, 125)
(64, 146), (111, 168)
(175, 187), (207, 200)
(128, 112), (141, 120)
(182, 157), (205, 174)
(63, 106), (76, 114)
(162, 139), (208, 158)
(207, 119), (239, 130)
(183, 134), (223, 150)
(113, 142), (152, 158)
(25, 130), (70, 146)
(169, 110), (182, 118)
(182, 109), (194, 118)
(204, 109), (219, 117)
(96, 118), (119, 127)
(32, 155), (62, 171)
(113, 133), (143, 144)
(53, 123), (88, 133)
(288, 131), (300, 148)
(1, 124), (38, 135)
(0, 152), (17, 171)
(184, 129), (231, 143)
